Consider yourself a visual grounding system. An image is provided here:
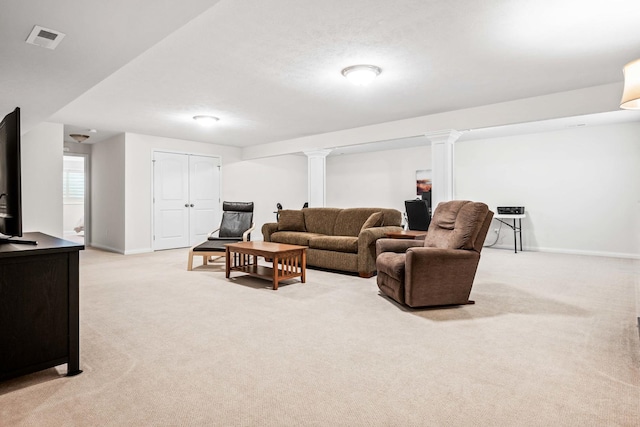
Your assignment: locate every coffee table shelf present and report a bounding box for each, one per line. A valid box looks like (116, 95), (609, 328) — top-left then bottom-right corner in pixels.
(225, 241), (307, 290)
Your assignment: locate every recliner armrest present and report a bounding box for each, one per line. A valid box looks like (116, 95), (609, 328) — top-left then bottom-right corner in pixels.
(403, 247), (481, 307)
(376, 238), (423, 257)
(405, 247), (480, 284)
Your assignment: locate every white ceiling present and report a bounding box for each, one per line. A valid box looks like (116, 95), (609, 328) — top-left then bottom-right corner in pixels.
(2, 0), (640, 150)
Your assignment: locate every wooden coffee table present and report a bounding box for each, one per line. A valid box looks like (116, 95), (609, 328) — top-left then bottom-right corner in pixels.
(225, 241), (307, 290)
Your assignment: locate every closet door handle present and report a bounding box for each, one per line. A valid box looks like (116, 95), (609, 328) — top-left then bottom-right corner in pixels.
(184, 203), (189, 207)
(190, 204), (194, 207)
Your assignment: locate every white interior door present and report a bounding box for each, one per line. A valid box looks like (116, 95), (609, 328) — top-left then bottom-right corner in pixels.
(153, 152), (221, 250)
(189, 155), (220, 246)
(153, 152), (190, 250)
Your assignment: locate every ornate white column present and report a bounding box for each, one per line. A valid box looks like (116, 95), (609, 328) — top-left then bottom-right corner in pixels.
(425, 130), (462, 209)
(304, 149), (332, 207)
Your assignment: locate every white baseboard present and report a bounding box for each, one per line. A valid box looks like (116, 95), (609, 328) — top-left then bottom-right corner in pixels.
(532, 246), (640, 260)
(489, 244), (640, 260)
(124, 248), (153, 255)
(89, 243), (124, 254)
(88, 243), (153, 255)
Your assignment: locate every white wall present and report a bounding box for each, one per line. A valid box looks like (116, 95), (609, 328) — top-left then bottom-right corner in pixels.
(21, 122), (63, 237)
(455, 122), (640, 258)
(123, 133), (242, 254)
(244, 84), (621, 160)
(83, 119), (640, 259)
(221, 154), (308, 237)
(326, 145), (432, 215)
(91, 134), (126, 252)
(64, 141), (92, 155)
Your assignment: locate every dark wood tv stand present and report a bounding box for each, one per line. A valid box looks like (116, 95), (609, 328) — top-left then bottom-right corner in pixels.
(0, 232), (83, 381)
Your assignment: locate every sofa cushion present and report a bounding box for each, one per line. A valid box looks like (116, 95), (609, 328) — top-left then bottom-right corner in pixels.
(278, 210), (306, 232)
(380, 208), (402, 227)
(308, 236), (358, 253)
(361, 211), (383, 231)
(303, 208), (341, 235)
(334, 208), (383, 237)
(271, 231), (322, 246)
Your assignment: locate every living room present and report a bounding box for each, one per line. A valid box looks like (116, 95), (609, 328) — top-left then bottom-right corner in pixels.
(2, 1), (640, 425)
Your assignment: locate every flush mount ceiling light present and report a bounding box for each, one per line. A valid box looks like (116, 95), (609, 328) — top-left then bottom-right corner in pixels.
(69, 134), (89, 143)
(193, 115), (220, 125)
(620, 58), (640, 110)
(341, 65), (382, 86)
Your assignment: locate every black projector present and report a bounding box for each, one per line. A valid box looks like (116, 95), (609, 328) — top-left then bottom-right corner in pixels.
(497, 206), (525, 215)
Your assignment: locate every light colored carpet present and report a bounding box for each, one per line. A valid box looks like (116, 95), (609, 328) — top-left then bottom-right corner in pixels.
(1, 247), (639, 426)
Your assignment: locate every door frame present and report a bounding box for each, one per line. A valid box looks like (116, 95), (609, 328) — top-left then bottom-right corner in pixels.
(62, 153), (91, 245)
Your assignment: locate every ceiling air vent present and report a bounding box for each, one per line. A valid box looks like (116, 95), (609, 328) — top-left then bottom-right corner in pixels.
(26, 25), (66, 50)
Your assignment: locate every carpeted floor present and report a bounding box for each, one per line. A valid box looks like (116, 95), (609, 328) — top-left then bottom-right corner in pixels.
(1, 247), (639, 426)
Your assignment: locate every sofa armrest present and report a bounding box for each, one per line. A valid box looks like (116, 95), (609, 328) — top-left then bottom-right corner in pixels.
(358, 226), (403, 246)
(262, 222), (278, 242)
(356, 226), (403, 276)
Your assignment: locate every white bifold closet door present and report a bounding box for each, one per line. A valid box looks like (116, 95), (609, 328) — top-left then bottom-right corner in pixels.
(153, 152), (220, 250)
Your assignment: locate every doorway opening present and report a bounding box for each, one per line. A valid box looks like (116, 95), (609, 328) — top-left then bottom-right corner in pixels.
(63, 154), (88, 244)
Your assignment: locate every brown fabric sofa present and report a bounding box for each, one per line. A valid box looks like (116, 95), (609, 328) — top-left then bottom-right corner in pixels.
(262, 207), (402, 277)
(376, 200), (493, 307)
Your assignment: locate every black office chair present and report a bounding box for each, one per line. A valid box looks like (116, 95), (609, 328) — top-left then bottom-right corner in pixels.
(188, 201), (255, 270)
(405, 199), (431, 231)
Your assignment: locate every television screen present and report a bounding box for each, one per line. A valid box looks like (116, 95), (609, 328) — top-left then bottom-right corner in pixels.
(0, 107), (22, 238)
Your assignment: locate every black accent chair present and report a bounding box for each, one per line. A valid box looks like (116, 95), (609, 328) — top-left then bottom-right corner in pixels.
(405, 199), (431, 231)
(188, 201), (255, 270)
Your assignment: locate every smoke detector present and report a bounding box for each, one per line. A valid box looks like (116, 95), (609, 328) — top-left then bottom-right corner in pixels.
(26, 25), (66, 50)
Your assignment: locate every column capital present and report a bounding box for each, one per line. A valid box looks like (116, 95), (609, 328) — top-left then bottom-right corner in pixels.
(304, 149), (332, 158)
(424, 129), (463, 144)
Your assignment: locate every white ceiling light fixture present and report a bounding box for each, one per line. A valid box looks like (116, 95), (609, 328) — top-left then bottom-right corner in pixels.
(193, 115), (220, 125)
(620, 58), (640, 110)
(69, 134), (89, 143)
(341, 65), (382, 87)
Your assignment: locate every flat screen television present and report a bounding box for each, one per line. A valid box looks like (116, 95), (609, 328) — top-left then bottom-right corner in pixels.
(0, 107), (35, 244)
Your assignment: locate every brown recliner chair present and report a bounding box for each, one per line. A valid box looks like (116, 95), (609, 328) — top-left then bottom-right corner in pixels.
(376, 200), (493, 308)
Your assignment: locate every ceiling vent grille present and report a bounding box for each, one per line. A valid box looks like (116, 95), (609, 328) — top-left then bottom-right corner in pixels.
(26, 25), (65, 50)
